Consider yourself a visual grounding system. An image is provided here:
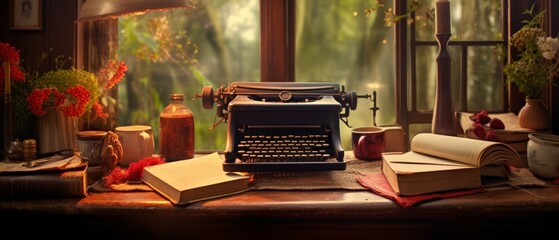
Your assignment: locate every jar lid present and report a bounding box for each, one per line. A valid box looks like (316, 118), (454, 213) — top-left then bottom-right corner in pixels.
(23, 139), (36, 146)
(529, 133), (559, 147)
(76, 131), (108, 140)
(170, 93), (184, 100)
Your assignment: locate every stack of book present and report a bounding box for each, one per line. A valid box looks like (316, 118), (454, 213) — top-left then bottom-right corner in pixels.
(458, 112), (533, 168)
(381, 133), (520, 196)
(0, 155), (88, 199)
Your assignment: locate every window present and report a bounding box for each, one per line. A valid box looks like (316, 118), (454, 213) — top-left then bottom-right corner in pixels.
(78, 0), (539, 153)
(79, 0), (393, 152)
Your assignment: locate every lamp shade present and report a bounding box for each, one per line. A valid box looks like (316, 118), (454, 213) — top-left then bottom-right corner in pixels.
(77, 0), (195, 22)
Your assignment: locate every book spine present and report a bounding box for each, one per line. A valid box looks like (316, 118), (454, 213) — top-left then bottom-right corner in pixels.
(0, 169), (87, 199)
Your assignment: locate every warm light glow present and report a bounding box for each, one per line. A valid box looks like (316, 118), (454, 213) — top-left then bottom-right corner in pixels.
(366, 83), (381, 90)
(76, 0), (195, 23)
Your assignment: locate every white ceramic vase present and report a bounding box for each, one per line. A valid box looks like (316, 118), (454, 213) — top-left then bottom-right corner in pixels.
(37, 108), (78, 154)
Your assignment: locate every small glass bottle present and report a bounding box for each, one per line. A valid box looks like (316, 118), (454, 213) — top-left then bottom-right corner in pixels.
(159, 93), (195, 161)
(22, 139), (37, 161)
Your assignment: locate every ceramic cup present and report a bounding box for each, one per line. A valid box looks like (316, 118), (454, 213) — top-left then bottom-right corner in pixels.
(352, 127), (386, 161)
(76, 131), (107, 166)
(115, 125), (155, 166)
(380, 125), (406, 153)
(527, 133), (559, 179)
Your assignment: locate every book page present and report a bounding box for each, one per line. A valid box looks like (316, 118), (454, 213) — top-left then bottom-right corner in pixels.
(410, 133), (500, 166)
(458, 112), (533, 143)
(387, 151), (473, 168)
(0, 155), (84, 173)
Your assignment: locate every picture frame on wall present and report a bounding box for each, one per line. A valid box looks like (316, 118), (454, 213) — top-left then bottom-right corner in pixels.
(9, 0), (43, 30)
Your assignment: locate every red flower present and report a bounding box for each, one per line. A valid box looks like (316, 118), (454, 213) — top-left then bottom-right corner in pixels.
(92, 102), (109, 118)
(27, 68), (99, 118)
(59, 85), (91, 117)
(0, 42), (26, 89)
(27, 88), (64, 116)
(97, 60), (128, 90)
(83, 59), (128, 120)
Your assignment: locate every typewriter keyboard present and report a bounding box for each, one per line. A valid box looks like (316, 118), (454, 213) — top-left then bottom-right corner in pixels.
(234, 125), (337, 162)
(237, 133), (332, 163)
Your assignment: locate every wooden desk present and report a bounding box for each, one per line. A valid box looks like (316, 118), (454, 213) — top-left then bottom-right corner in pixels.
(2, 179), (559, 239)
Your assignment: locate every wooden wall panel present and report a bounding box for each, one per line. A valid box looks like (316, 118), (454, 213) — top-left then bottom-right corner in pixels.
(0, 0), (76, 73)
(0, 0), (77, 143)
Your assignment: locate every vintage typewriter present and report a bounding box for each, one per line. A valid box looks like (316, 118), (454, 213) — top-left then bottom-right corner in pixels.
(196, 82), (376, 172)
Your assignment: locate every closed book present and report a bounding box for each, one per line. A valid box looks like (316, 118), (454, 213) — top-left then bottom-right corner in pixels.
(381, 133), (519, 196)
(0, 166), (88, 199)
(142, 152), (251, 205)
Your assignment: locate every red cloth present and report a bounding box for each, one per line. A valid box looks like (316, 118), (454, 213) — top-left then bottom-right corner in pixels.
(357, 173), (482, 208)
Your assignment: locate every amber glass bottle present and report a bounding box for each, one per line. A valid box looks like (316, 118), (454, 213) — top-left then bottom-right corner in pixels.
(159, 94), (195, 161)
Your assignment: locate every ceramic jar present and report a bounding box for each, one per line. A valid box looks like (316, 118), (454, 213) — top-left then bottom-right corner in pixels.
(76, 131), (107, 166)
(527, 133), (559, 178)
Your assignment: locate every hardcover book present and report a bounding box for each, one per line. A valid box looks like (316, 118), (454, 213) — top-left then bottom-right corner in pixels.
(142, 152), (251, 205)
(382, 133), (519, 196)
(0, 166), (88, 199)
(0, 155), (88, 199)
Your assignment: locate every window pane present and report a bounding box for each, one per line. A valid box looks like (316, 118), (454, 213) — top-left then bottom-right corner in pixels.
(415, 0), (503, 41)
(414, 46), (437, 111)
(117, 0), (260, 152)
(295, 0), (395, 150)
(467, 46), (503, 111)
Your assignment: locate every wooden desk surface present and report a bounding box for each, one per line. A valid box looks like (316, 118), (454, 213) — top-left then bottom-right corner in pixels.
(2, 179), (559, 239)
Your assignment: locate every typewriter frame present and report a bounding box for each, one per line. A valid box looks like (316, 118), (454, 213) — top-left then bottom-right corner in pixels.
(198, 82), (372, 172)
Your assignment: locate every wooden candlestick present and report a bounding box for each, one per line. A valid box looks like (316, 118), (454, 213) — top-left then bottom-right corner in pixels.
(432, 0), (454, 135)
(3, 62), (13, 159)
(432, 33), (454, 135)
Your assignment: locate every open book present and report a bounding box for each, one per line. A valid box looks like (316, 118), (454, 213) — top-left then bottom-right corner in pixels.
(382, 133), (520, 196)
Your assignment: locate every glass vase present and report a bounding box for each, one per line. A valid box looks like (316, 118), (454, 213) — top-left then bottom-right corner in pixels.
(518, 98), (550, 131)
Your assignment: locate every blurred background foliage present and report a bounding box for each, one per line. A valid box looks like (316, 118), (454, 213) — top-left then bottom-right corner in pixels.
(116, 0), (502, 153)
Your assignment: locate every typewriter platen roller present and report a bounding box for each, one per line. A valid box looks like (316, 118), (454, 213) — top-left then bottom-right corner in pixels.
(196, 82), (375, 172)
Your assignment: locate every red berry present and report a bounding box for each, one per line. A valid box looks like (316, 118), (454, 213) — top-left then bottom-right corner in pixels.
(478, 115), (491, 125)
(470, 111), (490, 125)
(485, 130), (499, 142)
(489, 118), (505, 129)
(472, 123), (486, 139)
